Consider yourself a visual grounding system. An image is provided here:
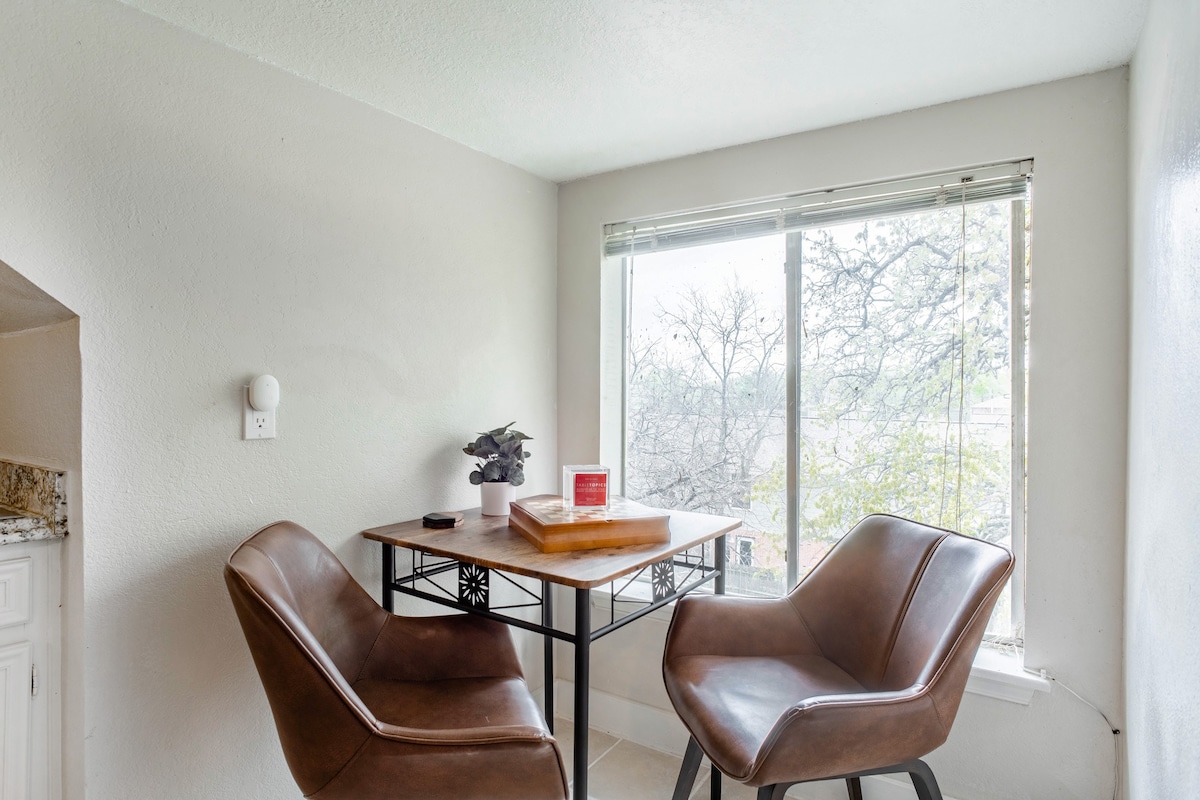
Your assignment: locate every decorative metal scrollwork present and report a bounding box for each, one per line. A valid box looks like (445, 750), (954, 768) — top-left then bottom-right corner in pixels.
(651, 559), (676, 601)
(458, 563), (490, 610)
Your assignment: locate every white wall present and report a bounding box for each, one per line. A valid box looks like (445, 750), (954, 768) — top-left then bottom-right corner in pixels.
(0, 3), (558, 798)
(1127, 1), (1200, 797)
(0, 319), (82, 798)
(558, 71), (1129, 800)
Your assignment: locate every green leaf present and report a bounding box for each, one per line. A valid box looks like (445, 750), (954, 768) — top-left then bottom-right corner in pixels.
(468, 470), (484, 485)
(468, 434), (499, 458)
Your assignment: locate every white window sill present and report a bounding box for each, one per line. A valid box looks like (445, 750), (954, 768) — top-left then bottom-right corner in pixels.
(589, 587), (1050, 705)
(967, 646), (1050, 705)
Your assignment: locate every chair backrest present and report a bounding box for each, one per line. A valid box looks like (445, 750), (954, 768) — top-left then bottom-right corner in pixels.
(789, 515), (1013, 701)
(225, 521), (388, 795)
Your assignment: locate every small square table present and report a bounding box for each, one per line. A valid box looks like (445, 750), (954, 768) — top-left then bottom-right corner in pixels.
(363, 505), (740, 800)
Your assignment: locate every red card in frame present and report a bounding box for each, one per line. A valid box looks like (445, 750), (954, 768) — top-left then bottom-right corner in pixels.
(562, 465), (610, 510)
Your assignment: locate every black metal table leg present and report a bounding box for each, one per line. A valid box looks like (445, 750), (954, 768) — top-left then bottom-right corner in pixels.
(543, 579), (554, 733)
(715, 534), (727, 596)
(573, 586), (591, 800)
(382, 544), (395, 613)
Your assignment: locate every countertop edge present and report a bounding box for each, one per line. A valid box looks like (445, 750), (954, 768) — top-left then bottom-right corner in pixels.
(0, 519), (66, 545)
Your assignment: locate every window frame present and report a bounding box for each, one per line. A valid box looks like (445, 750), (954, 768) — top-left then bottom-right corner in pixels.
(602, 164), (1030, 645)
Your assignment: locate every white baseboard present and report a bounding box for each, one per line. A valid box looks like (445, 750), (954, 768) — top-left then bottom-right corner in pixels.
(552, 679), (959, 800)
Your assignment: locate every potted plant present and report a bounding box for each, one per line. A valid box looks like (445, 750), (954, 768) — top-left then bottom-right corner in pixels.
(463, 422), (532, 516)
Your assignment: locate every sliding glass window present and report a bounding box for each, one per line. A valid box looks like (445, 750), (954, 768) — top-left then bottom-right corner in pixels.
(607, 163), (1030, 641)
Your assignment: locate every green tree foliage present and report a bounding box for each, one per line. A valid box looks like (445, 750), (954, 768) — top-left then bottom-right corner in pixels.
(795, 203), (1013, 545)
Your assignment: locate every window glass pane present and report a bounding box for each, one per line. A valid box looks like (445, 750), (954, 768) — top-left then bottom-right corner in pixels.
(625, 236), (789, 597)
(794, 200), (1015, 637)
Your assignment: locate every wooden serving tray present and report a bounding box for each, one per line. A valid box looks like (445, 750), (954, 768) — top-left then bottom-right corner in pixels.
(508, 494), (670, 553)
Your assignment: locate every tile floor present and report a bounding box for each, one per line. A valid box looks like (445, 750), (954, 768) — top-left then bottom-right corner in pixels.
(554, 720), (812, 800)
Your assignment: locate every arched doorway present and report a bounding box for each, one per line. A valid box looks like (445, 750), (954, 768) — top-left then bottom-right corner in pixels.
(0, 258), (79, 800)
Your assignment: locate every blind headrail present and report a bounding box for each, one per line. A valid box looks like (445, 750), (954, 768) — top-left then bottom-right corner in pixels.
(604, 161), (1032, 257)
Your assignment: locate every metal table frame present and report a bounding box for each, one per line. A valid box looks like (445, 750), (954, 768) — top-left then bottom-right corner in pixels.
(374, 526), (729, 799)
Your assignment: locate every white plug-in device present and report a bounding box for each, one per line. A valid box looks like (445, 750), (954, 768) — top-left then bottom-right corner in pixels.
(244, 374), (279, 440)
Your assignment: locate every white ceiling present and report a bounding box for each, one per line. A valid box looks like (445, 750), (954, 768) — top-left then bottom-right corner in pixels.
(120, 0), (1147, 182)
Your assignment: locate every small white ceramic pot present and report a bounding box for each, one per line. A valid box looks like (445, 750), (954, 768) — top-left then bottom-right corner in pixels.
(480, 481), (516, 516)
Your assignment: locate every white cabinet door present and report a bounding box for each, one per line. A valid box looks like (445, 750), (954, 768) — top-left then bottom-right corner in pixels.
(0, 558), (32, 630)
(0, 544), (55, 800)
(0, 640), (32, 800)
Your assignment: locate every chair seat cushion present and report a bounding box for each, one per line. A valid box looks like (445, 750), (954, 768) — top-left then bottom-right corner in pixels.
(354, 675), (549, 735)
(665, 654), (865, 779)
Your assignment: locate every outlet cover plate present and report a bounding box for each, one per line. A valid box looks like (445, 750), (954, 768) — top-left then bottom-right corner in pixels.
(243, 387), (277, 440)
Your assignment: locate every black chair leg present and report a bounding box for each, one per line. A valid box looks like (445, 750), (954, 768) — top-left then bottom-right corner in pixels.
(749, 761), (938, 800)
(672, 737), (703, 800)
(710, 763), (722, 800)
(907, 760), (944, 800)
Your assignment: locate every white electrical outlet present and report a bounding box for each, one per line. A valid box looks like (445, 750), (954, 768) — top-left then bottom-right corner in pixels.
(243, 387), (277, 440)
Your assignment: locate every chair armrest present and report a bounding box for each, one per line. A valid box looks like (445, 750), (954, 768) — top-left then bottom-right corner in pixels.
(664, 594), (821, 661)
(746, 686), (945, 785)
(374, 721), (553, 746)
(790, 686), (924, 712)
(357, 613), (524, 682)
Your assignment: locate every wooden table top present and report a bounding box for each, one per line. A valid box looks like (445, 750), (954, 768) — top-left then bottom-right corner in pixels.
(362, 506), (741, 589)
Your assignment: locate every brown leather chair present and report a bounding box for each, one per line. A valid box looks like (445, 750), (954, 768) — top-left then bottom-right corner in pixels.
(225, 521), (568, 800)
(664, 514), (1014, 800)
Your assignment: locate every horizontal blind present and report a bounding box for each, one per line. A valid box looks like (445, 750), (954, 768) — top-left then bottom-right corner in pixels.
(604, 161), (1032, 257)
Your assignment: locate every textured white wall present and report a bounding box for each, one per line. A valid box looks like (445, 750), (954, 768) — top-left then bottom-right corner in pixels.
(0, 3), (557, 798)
(1127, 0), (1200, 796)
(558, 71), (1129, 800)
